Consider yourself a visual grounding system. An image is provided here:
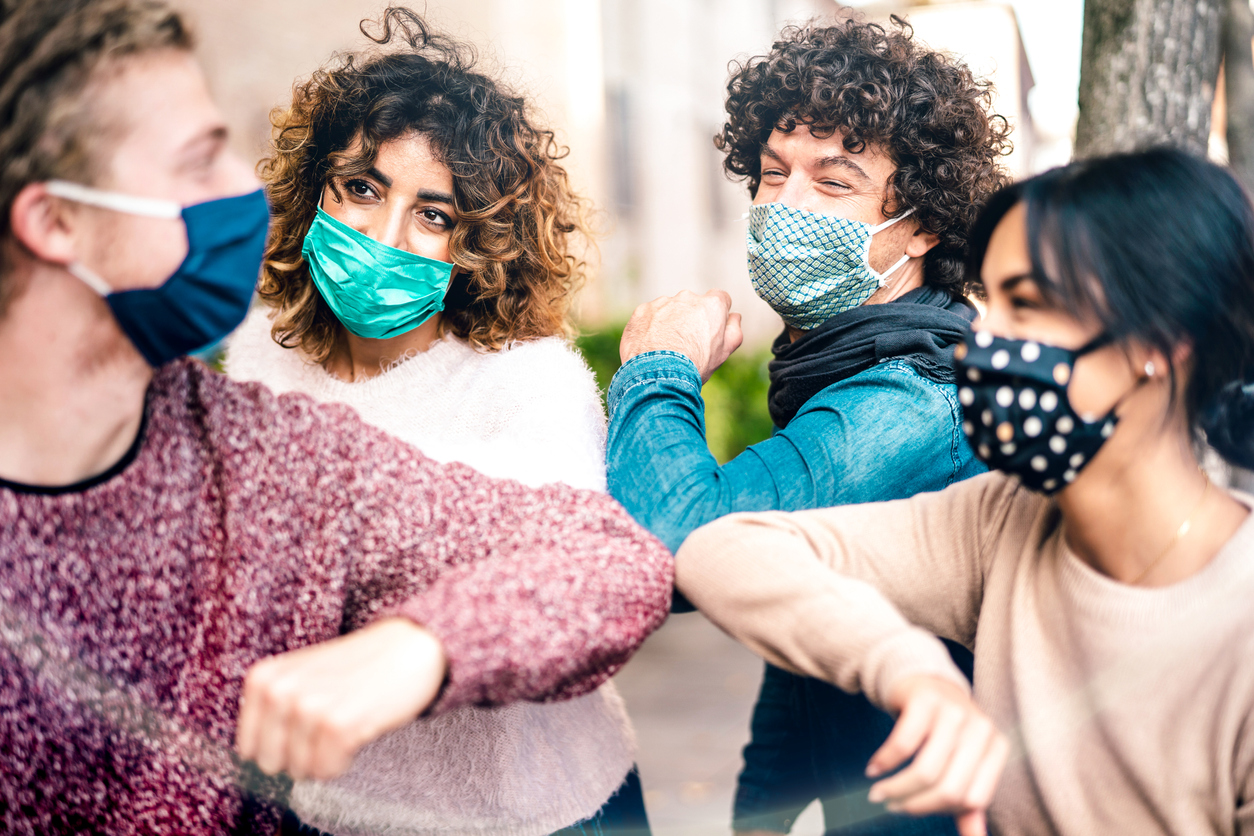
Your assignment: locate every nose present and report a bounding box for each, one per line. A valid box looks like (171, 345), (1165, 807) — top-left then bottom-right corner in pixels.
(773, 172), (808, 211)
(368, 206), (409, 251)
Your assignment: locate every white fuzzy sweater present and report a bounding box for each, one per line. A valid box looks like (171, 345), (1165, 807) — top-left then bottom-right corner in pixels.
(225, 308), (635, 836)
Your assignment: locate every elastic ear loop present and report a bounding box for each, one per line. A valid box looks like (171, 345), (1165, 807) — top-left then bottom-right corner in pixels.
(45, 180), (184, 297)
(869, 208), (917, 286)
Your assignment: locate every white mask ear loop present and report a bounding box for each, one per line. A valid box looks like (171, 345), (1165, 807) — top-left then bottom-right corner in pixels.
(874, 253), (913, 287)
(868, 207), (914, 234)
(45, 180), (184, 297)
(869, 208), (916, 286)
(45, 180), (183, 219)
(65, 262), (114, 296)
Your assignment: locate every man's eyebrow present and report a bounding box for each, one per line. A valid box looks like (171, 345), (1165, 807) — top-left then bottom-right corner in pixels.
(760, 144), (782, 162)
(813, 155), (871, 184)
(177, 125), (227, 160)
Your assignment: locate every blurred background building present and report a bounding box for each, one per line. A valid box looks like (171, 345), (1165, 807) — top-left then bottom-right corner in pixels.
(171, 1), (1083, 832)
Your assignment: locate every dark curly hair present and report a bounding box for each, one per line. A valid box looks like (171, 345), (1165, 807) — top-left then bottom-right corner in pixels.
(716, 17), (1012, 296)
(259, 7), (590, 360)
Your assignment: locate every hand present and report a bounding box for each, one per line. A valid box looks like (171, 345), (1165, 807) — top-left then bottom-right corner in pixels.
(235, 617), (447, 781)
(619, 289), (744, 383)
(866, 675), (1009, 836)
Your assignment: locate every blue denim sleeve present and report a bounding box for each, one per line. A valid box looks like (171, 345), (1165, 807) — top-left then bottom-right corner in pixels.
(606, 351), (969, 554)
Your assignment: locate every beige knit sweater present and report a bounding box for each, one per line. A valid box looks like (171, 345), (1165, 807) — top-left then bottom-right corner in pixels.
(676, 471), (1254, 835)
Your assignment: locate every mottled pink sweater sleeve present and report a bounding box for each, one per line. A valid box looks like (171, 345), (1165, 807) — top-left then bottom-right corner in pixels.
(214, 373), (673, 715)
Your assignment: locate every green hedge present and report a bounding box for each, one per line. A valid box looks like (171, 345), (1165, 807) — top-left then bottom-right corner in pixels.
(576, 323), (776, 464)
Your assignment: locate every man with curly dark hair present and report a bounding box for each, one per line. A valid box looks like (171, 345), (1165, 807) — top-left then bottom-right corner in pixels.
(606, 17), (1010, 836)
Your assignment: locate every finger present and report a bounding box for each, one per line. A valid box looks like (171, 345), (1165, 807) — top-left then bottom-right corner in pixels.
(867, 693), (938, 778)
(235, 662), (275, 762)
(235, 690), (259, 762)
(284, 695), (322, 781)
(891, 715), (994, 815)
(964, 733), (1010, 810)
(309, 707), (359, 782)
(706, 288), (733, 309)
(955, 809), (987, 836)
(250, 675), (296, 776)
(872, 703), (963, 803)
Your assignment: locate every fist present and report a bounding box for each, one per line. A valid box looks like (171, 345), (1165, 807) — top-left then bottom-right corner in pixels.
(619, 289), (744, 382)
(235, 618), (447, 781)
(867, 675), (1009, 836)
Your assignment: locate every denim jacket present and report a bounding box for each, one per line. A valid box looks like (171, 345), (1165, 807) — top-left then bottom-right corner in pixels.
(606, 350), (982, 555)
(606, 349), (983, 834)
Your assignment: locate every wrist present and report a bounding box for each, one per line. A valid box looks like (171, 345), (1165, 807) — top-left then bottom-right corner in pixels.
(886, 672), (971, 714)
(376, 617), (448, 682)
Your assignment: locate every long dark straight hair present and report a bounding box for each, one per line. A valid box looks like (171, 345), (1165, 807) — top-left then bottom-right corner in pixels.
(965, 148), (1254, 469)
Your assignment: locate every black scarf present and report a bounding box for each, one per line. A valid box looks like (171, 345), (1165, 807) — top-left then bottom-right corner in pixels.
(767, 285), (977, 428)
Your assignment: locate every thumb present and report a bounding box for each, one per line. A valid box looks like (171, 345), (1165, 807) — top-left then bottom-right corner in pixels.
(724, 312), (744, 354)
(955, 809), (987, 836)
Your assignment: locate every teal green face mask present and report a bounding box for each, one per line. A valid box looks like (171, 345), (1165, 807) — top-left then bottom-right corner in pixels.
(301, 206), (455, 340)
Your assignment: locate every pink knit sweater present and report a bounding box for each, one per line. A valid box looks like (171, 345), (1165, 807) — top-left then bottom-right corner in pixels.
(0, 359), (673, 835)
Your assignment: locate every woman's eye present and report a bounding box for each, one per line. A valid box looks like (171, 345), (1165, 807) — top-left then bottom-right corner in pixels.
(420, 208), (452, 229)
(1009, 295), (1041, 311)
(344, 179), (376, 199)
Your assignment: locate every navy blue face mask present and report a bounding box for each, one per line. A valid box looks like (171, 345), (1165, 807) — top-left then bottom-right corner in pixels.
(45, 180), (270, 367)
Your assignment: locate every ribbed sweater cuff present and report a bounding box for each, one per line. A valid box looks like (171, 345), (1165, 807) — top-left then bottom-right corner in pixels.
(389, 599), (487, 716)
(862, 628), (971, 711)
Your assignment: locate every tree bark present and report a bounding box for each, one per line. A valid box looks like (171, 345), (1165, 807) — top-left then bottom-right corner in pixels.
(1075, 0), (1224, 158)
(1223, 0), (1254, 188)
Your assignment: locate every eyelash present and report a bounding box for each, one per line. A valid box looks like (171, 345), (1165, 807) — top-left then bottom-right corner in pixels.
(340, 179), (453, 230)
(420, 207), (452, 229)
(343, 179), (377, 200)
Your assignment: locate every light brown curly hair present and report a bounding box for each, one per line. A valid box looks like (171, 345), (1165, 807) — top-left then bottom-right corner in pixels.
(258, 7), (591, 360)
(0, 0), (192, 314)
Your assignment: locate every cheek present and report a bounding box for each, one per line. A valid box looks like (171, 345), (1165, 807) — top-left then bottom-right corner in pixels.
(1066, 355), (1136, 419)
(89, 215), (189, 292)
(407, 229), (453, 264)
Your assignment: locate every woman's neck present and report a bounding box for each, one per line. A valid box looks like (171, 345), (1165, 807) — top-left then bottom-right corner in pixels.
(1055, 416), (1249, 587)
(323, 314), (444, 382)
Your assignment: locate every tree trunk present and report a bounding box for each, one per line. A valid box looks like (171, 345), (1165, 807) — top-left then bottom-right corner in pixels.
(1223, 0), (1254, 188)
(1075, 0), (1223, 158)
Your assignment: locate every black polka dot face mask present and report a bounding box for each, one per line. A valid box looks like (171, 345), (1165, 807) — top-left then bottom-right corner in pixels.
(954, 330), (1116, 495)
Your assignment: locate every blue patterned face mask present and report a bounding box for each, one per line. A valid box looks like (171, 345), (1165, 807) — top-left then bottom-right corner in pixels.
(746, 202), (913, 331)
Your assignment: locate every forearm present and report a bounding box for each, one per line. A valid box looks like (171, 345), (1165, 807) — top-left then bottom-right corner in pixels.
(676, 511), (969, 710)
(607, 352), (788, 552)
(393, 483), (673, 714)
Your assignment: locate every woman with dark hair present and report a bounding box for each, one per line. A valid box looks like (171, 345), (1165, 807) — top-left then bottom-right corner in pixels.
(675, 148), (1254, 835)
(226, 9), (646, 836)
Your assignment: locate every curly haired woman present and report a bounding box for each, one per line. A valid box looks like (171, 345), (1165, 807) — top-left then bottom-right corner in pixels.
(604, 17), (1010, 836)
(225, 9), (645, 836)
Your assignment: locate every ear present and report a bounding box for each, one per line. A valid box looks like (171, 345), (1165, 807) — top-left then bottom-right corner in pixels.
(1126, 339), (1189, 381)
(9, 183), (79, 267)
(905, 222), (940, 259)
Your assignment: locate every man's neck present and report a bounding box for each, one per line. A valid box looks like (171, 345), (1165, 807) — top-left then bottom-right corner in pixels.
(0, 265), (151, 487)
